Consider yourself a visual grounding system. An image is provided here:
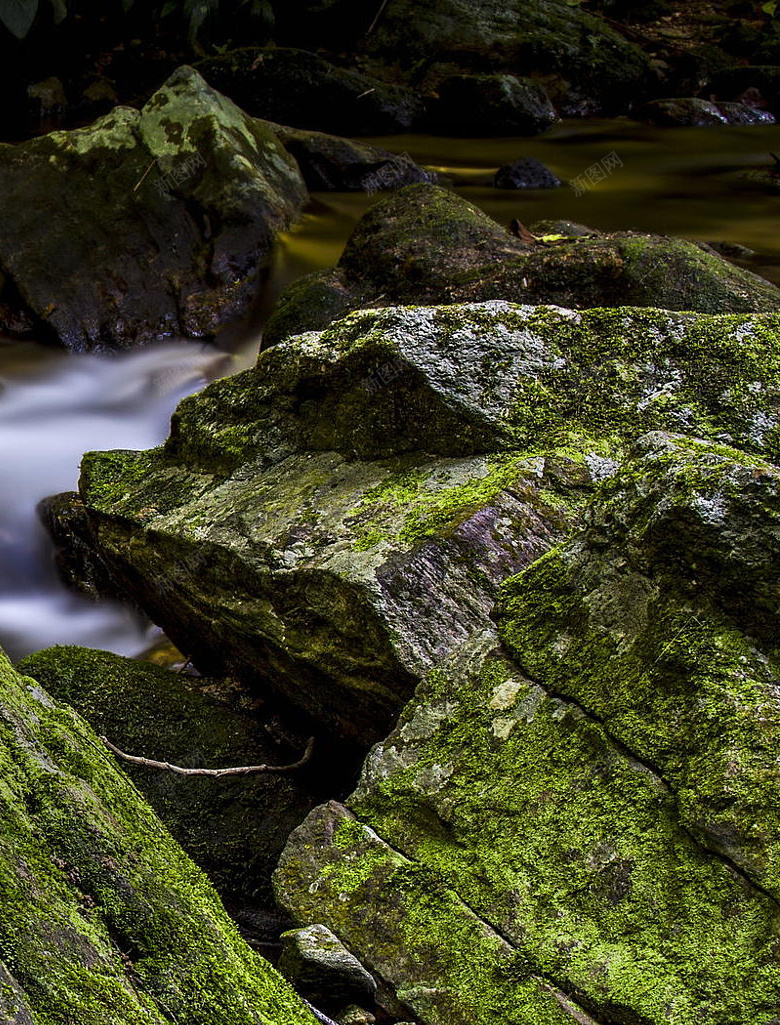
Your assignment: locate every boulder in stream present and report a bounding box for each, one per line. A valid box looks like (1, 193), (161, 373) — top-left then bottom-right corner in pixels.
(264, 184), (780, 344)
(46, 299), (780, 747)
(261, 121), (435, 192)
(196, 48), (425, 136)
(0, 65), (306, 351)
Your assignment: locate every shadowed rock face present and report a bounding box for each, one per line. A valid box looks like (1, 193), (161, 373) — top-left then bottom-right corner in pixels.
(17, 645), (321, 953)
(44, 299), (780, 747)
(264, 185), (780, 345)
(274, 435), (780, 1025)
(196, 48), (425, 136)
(0, 646), (315, 1025)
(269, 0), (653, 113)
(0, 66), (306, 352)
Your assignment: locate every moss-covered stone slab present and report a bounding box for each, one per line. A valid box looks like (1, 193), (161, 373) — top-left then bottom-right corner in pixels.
(0, 646), (316, 1024)
(265, 185), (780, 343)
(51, 300), (780, 743)
(0, 66), (306, 351)
(497, 430), (780, 898)
(16, 645), (319, 949)
(275, 630), (780, 1025)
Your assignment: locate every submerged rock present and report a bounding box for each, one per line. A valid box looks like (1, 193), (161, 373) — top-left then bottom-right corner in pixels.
(265, 184), (780, 343)
(49, 300), (780, 747)
(493, 157), (561, 189)
(17, 645), (320, 952)
(0, 65), (306, 351)
(0, 645), (315, 1024)
(275, 432), (780, 1025)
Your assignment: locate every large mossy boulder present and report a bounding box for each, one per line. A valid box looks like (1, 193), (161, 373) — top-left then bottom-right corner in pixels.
(0, 645), (316, 1024)
(274, 431), (780, 1025)
(196, 48), (425, 136)
(0, 65), (306, 351)
(264, 185), (780, 344)
(48, 300), (780, 747)
(17, 645), (320, 951)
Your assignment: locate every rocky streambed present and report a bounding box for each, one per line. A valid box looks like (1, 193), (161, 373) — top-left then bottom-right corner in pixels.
(3, 9), (780, 1023)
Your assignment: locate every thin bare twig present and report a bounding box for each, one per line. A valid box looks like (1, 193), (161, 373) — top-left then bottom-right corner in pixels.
(133, 158), (158, 192)
(366, 0), (391, 35)
(100, 736), (315, 777)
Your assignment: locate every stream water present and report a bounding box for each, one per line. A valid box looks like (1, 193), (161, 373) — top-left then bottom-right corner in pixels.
(2, 118), (779, 660)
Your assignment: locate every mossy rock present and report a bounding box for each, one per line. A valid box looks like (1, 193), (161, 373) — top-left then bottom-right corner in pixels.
(17, 645), (319, 949)
(281, 0), (653, 113)
(0, 66), (306, 351)
(496, 430), (780, 897)
(52, 299), (780, 746)
(265, 185), (780, 343)
(274, 626), (780, 1025)
(0, 645), (316, 1024)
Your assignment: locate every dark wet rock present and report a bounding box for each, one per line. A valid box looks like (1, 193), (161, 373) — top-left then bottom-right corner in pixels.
(356, 0), (653, 114)
(264, 185), (780, 343)
(717, 100), (776, 124)
(493, 156), (561, 189)
(17, 644), (320, 954)
(37, 492), (122, 601)
(706, 239), (757, 260)
(262, 122), (435, 191)
(639, 96), (774, 125)
(0, 65), (306, 351)
(26, 76), (67, 131)
(52, 298), (780, 747)
(711, 64), (780, 114)
(431, 74), (557, 136)
(278, 925), (377, 1011)
(0, 644), (316, 1024)
(196, 48), (425, 135)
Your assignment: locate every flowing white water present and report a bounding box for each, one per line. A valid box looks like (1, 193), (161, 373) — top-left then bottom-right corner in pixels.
(0, 339), (236, 661)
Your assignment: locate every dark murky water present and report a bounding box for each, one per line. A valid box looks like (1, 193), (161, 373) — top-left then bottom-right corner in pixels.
(2, 118), (779, 659)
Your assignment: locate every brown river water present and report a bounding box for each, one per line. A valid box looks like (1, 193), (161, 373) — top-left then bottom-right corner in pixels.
(1, 118), (779, 659)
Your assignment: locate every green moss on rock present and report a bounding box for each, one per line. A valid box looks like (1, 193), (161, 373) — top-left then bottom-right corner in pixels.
(275, 629), (780, 1025)
(0, 646), (315, 1024)
(496, 430), (780, 898)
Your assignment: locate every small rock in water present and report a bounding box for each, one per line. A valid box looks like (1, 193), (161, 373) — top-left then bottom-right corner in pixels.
(494, 156), (561, 189)
(640, 97), (775, 126)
